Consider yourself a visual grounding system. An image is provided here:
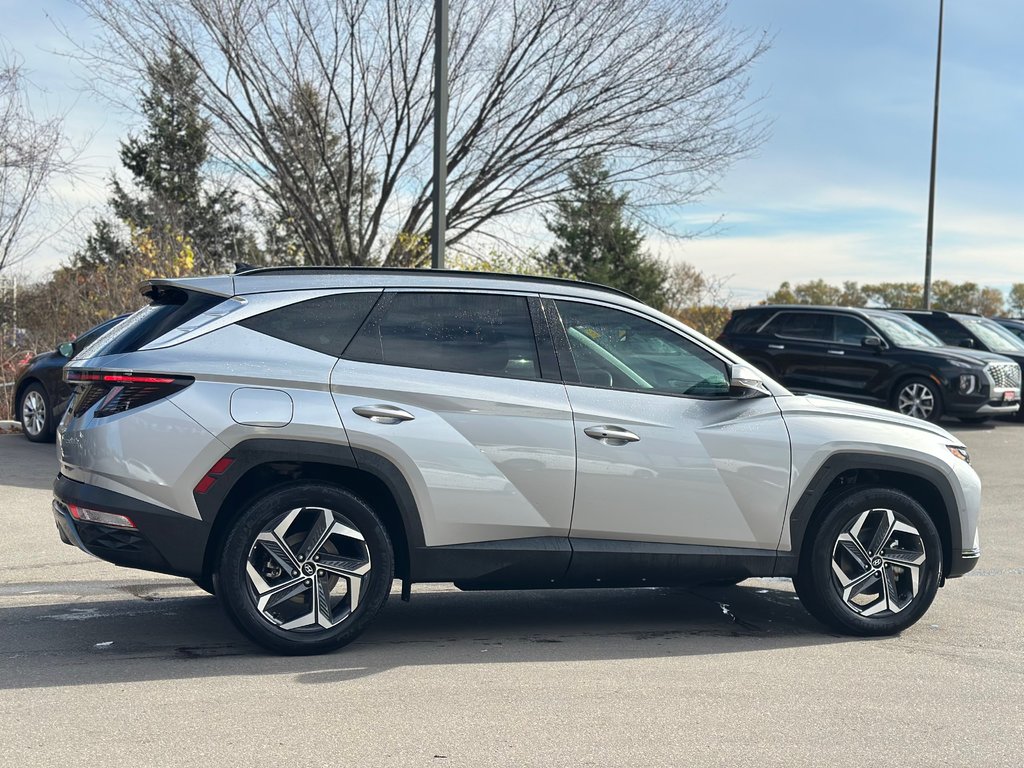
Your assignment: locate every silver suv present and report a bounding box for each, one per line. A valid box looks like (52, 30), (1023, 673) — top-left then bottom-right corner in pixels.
(53, 268), (981, 654)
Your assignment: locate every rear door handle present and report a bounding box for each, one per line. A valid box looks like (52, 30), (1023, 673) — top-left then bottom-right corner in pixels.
(768, 344), (785, 350)
(584, 425), (640, 445)
(352, 405), (415, 424)
(827, 349), (845, 356)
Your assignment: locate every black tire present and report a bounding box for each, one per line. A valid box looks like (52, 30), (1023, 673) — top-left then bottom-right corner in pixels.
(19, 383), (55, 442)
(891, 377), (944, 423)
(793, 487), (942, 636)
(216, 482), (394, 655)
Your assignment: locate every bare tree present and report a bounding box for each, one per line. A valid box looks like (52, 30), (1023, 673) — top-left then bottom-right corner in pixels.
(79, 0), (768, 266)
(0, 48), (71, 274)
(662, 260), (733, 337)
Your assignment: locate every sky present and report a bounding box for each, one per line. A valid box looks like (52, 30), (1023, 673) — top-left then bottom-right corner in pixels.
(3, 0), (1023, 304)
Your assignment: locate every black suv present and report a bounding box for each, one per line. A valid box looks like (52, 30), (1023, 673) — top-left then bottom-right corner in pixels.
(900, 310), (1024, 420)
(993, 317), (1024, 343)
(719, 305), (1021, 423)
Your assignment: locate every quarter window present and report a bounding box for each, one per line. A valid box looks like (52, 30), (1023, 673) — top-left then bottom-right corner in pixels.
(555, 301), (729, 397)
(239, 291), (381, 357)
(345, 292), (540, 379)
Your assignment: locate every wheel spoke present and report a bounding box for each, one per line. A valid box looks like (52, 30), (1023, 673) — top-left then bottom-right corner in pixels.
(882, 549), (925, 567)
(867, 510), (897, 557)
(836, 532), (871, 569)
(245, 564), (308, 611)
(315, 576), (333, 628)
(295, 508), (333, 562)
(255, 531), (300, 575)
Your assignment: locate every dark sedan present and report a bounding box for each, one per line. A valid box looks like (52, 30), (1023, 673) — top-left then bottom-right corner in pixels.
(12, 315), (128, 442)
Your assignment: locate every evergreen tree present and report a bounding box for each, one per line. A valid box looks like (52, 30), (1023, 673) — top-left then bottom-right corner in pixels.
(544, 156), (668, 308)
(74, 48), (253, 272)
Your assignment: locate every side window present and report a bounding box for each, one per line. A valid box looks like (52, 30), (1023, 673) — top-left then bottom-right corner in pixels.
(555, 301), (729, 397)
(833, 315), (878, 345)
(761, 312), (831, 341)
(346, 292), (540, 379)
(239, 291), (381, 357)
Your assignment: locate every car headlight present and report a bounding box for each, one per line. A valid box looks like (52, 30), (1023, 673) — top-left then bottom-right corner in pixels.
(958, 374), (978, 395)
(946, 358), (975, 369)
(947, 445), (971, 464)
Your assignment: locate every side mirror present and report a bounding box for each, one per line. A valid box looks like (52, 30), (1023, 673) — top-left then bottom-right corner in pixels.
(862, 336), (883, 349)
(958, 338), (975, 349)
(57, 342), (74, 358)
(728, 363), (771, 399)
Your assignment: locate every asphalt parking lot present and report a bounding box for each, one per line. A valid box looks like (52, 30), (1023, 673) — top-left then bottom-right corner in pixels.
(1, 424), (1021, 767)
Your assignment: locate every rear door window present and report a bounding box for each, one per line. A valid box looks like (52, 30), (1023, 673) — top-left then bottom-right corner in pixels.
(761, 312), (831, 341)
(345, 291), (541, 379)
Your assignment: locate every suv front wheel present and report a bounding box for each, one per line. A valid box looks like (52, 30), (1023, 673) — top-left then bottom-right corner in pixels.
(216, 482), (394, 655)
(893, 377), (943, 422)
(794, 488), (942, 636)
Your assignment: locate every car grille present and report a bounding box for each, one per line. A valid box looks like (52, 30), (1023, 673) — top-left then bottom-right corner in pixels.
(987, 362), (1021, 389)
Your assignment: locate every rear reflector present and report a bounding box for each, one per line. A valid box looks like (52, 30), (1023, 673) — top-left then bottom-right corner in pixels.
(68, 504), (136, 529)
(194, 457), (235, 495)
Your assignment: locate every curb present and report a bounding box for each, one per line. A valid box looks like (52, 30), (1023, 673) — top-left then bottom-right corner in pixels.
(0, 420), (23, 435)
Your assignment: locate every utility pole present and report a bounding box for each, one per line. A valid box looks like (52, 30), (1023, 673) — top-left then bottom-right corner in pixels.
(430, 0), (449, 269)
(923, 0), (944, 309)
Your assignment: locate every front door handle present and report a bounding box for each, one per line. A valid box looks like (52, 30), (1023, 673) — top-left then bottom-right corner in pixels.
(352, 404), (415, 424)
(827, 349), (845, 356)
(768, 343), (785, 350)
(584, 425), (640, 445)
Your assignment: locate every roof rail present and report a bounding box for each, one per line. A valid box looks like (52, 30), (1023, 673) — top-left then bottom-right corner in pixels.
(232, 265), (640, 302)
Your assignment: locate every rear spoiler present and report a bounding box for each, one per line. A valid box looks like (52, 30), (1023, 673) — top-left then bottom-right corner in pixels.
(140, 276), (236, 300)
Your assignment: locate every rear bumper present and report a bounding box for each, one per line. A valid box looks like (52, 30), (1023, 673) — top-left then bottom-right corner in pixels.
(52, 474), (209, 579)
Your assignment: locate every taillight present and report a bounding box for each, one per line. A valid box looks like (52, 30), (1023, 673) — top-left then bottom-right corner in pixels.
(66, 370), (193, 417)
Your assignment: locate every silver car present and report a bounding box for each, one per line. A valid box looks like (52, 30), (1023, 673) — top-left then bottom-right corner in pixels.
(52, 268), (981, 654)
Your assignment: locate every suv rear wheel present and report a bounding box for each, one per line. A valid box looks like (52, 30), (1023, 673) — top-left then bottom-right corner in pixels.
(20, 383), (54, 442)
(216, 482), (394, 655)
(794, 488), (942, 636)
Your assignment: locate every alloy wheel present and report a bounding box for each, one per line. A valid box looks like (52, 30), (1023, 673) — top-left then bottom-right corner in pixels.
(246, 506), (371, 631)
(897, 383), (935, 420)
(21, 390), (47, 437)
(831, 508), (926, 617)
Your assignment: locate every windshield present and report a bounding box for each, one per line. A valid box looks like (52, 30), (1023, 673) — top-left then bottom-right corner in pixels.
(961, 317), (1024, 354)
(872, 314), (944, 348)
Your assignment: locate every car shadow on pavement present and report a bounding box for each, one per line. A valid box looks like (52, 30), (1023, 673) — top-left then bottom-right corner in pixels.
(0, 437), (59, 491)
(0, 580), (862, 690)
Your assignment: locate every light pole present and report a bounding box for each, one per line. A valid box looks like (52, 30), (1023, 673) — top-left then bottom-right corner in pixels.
(430, 0), (449, 269)
(923, 0), (944, 309)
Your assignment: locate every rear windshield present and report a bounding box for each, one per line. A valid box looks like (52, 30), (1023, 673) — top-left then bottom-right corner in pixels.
(81, 289), (223, 358)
